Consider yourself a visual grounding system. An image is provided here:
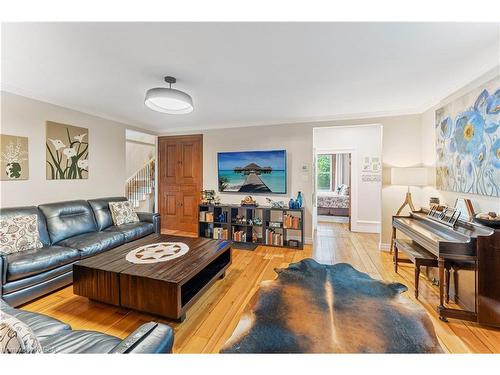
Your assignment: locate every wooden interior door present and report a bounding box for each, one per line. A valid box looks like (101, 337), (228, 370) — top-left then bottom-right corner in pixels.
(158, 135), (202, 234)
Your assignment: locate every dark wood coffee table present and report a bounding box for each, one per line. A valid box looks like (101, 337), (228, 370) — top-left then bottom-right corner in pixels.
(73, 234), (232, 321)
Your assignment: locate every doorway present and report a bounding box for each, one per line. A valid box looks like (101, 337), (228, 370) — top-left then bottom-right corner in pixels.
(312, 124), (383, 237)
(315, 152), (352, 228)
(158, 134), (203, 234)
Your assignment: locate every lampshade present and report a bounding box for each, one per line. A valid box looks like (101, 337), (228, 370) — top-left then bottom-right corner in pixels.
(391, 167), (428, 186)
(144, 76), (194, 114)
(144, 88), (194, 114)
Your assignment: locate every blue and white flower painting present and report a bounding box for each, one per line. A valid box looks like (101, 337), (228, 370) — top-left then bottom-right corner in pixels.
(436, 76), (500, 197)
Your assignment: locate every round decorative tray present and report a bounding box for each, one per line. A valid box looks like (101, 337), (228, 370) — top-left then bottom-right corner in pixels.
(125, 242), (189, 264)
(473, 216), (500, 229)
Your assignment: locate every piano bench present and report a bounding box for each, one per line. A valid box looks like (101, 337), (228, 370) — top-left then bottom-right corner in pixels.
(394, 239), (449, 300)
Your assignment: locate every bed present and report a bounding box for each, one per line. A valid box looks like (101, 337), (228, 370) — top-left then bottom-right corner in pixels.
(317, 186), (350, 217)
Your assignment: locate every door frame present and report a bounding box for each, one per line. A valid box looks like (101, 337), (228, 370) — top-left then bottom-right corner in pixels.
(157, 134), (203, 234)
(312, 147), (355, 233)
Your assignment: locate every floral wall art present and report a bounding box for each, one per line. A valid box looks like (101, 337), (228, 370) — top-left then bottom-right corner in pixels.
(435, 75), (500, 197)
(0, 134), (29, 180)
(46, 121), (89, 180)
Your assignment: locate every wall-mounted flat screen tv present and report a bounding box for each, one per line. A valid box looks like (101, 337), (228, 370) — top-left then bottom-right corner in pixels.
(217, 150), (287, 194)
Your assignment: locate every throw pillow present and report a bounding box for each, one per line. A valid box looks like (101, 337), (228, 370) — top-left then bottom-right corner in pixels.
(0, 311), (43, 354)
(0, 214), (43, 255)
(109, 201), (140, 226)
(339, 185), (349, 196)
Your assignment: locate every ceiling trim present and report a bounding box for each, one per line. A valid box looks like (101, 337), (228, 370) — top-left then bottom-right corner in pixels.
(2, 83), (423, 135)
(157, 108), (423, 135)
(0, 83), (156, 135)
(5, 63), (499, 136)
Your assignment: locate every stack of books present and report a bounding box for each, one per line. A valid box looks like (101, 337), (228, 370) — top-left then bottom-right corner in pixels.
(265, 229), (283, 246)
(213, 227), (228, 240)
(233, 230), (245, 242)
(283, 214), (301, 229)
(199, 211), (214, 222)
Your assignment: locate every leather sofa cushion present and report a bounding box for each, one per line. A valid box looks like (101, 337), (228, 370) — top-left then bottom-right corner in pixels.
(1, 299), (71, 339)
(0, 206), (51, 246)
(57, 231), (125, 258)
(2, 271), (73, 308)
(88, 197), (127, 231)
(40, 330), (121, 353)
(5, 246), (80, 282)
(104, 222), (154, 242)
(39, 200), (97, 244)
(3, 263), (73, 295)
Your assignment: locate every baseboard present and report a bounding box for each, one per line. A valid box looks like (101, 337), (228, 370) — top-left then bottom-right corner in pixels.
(379, 242), (391, 252)
(352, 220), (380, 234)
(304, 237), (313, 245)
(317, 215), (349, 223)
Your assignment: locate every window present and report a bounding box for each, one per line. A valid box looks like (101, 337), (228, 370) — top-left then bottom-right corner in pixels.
(317, 154), (332, 191)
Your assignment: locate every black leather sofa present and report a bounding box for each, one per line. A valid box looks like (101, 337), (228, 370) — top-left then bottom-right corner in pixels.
(0, 197), (160, 307)
(0, 299), (173, 353)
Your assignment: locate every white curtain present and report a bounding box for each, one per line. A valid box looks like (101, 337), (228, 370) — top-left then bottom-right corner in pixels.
(335, 153), (350, 187)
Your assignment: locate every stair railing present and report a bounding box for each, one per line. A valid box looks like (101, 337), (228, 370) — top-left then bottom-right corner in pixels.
(126, 158), (155, 208)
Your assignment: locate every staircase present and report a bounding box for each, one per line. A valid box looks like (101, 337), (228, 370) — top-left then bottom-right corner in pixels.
(126, 158), (155, 209)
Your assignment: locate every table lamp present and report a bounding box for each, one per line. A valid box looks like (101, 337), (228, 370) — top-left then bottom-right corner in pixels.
(391, 167), (428, 215)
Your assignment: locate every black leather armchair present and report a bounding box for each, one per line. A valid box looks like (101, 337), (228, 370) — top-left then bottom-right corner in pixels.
(1, 299), (174, 353)
(0, 197), (160, 307)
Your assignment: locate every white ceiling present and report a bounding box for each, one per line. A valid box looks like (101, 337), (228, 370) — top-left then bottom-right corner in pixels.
(2, 22), (499, 133)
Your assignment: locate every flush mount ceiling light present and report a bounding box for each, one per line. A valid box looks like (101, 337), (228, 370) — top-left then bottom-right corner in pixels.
(144, 76), (194, 114)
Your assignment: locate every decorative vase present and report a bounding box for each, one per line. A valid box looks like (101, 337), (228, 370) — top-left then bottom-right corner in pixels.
(6, 162), (21, 179)
(296, 191), (303, 208)
(288, 198), (296, 209)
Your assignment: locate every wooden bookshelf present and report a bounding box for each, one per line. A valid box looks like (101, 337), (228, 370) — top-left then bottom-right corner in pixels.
(199, 204), (304, 250)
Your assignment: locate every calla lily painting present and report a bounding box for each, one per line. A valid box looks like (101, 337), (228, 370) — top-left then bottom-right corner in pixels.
(436, 75), (500, 197)
(46, 121), (89, 179)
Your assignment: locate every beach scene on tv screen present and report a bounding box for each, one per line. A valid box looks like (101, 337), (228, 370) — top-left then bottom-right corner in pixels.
(218, 150), (286, 193)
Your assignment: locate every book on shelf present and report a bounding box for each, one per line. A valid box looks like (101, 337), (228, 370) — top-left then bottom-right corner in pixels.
(283, 214), (301, 229)
(233, 230), (245, 242)
(199, 211), (214, 222)
(265, 229), (283, 246)
(213, 227), (228, 240)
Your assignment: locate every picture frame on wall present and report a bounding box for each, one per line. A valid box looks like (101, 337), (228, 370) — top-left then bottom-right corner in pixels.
(0, 134), (29, 180)
(435, 75), (500, 197)
(46, 121), (89, 180)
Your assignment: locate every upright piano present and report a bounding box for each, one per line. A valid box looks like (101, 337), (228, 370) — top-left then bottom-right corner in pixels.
(392, 210), (500, 327)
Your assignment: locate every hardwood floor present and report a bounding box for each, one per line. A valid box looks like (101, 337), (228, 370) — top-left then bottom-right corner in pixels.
(22, 223), (500, 353)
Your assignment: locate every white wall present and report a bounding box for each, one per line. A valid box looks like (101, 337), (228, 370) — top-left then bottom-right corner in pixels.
(126, 141), (155, 179)
(314, 124), (382, 233)
(201, 124), (313, 241)
(420, 66), (500, 214)
(0, 91), (134, 207)
(165, 113), (422, 245)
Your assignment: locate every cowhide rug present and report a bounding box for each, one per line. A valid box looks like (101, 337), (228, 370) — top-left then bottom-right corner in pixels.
(221, 259), (443, 353)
